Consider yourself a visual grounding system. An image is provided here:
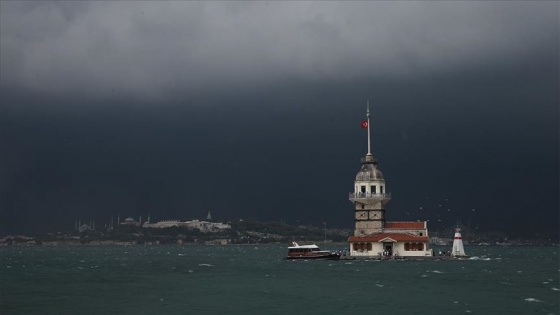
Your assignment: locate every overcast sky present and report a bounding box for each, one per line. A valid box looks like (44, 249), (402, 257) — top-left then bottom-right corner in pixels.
(1, 1), (558, 236)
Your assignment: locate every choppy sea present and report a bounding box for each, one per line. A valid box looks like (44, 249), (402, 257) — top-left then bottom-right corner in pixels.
(1, 245), (558, 314)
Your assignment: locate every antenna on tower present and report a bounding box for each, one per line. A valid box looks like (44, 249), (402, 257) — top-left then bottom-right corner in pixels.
(366, 100), (372, 156)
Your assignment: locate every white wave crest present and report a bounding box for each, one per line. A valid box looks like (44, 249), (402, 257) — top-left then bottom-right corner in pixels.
(524, 298), (542, 303)
(198, 263), (214, 267)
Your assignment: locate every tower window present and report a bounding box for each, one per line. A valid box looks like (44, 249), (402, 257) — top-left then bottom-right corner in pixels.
(361, 204), (364, 209)
(371, 186), (376, 194)
(380, 186), (384, 194)
(360, 186), (366, 193)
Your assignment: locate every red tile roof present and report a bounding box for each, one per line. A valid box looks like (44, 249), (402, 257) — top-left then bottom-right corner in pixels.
(348, 233), (429, 243)
(384, 221), (426, 229)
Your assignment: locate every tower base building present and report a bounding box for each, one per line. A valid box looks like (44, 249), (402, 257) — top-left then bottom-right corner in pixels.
(348, 221), (431, 258)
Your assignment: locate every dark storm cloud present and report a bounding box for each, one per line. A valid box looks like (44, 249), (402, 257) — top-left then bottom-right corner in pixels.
(1, 1), (557, 99)
(0, 1), (558, 236)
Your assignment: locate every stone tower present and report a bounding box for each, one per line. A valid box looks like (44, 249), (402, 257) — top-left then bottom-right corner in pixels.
(348, 101), (391, 236)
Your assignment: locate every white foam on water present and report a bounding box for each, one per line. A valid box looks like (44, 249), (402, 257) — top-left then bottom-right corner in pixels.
(453, 301), (458, 304)
(469, 256), (480, 260)
(421, 274), (429, 278)
(430, 270), (443, 274)
(524, 298), (542, 302)
(375, 284), (384, 288)
(551, 287), (559, 291)
(199, 263), (214, 267)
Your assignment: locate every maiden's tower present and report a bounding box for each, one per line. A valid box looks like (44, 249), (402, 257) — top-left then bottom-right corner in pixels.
(348, 102), (432, 258)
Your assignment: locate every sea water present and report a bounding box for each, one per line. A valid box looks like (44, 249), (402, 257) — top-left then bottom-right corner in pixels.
(1, 245), (558, 314)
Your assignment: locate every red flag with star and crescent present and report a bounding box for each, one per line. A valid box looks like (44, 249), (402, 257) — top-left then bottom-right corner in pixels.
(361, 120), (368, 128)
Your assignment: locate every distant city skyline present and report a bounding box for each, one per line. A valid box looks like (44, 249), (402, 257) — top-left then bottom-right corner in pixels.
(1, 1), (558, 235)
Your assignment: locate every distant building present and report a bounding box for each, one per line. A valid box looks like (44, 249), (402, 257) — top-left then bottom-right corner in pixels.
(143, 220), (183, 228)
(75, 219), (95, 232)
(120, 216), (141, 226)
(348, 102), (432, 258)
(143, 219), (231, 232)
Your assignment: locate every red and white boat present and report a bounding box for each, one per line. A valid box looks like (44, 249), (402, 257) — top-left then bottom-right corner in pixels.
(285, 242), (341, 260)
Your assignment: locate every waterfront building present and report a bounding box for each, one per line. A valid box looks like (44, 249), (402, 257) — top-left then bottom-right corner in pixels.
(348, 102), (432, 258)
(142, 219), (231, 232)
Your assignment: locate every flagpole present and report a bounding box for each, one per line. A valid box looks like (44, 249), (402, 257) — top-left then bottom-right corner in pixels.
(367, 100), (372, 156)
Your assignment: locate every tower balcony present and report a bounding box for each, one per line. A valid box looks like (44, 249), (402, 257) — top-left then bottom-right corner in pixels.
(349, 192), (391, 204)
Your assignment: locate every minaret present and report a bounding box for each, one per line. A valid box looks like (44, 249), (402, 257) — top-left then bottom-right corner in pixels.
(451, 227), (467, 257)
(349, 101), (391, 236)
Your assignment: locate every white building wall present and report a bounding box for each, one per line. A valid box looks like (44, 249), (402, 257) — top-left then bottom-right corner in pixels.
(350, 242), (432, 257)
(393, 242), (432, 257)
(350, 242), (385, 257)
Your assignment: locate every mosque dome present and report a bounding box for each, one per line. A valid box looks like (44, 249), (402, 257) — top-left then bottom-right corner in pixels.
(124, 217), (136, 223)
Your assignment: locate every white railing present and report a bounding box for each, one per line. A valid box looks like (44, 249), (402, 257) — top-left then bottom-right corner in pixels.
(349, 192), (391, 199)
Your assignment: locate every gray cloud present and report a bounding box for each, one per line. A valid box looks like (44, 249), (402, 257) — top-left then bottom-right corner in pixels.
(1, 1), (557, 99)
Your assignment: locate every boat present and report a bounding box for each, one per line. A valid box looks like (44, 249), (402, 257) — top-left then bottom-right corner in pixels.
(285, 242), (341, 260)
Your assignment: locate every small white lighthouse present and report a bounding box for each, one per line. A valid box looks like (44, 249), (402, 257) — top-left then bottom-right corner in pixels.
(451, 227), (468, 257)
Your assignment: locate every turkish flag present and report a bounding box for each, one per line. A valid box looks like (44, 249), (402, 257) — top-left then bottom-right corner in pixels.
(361, 120), (368, 128)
